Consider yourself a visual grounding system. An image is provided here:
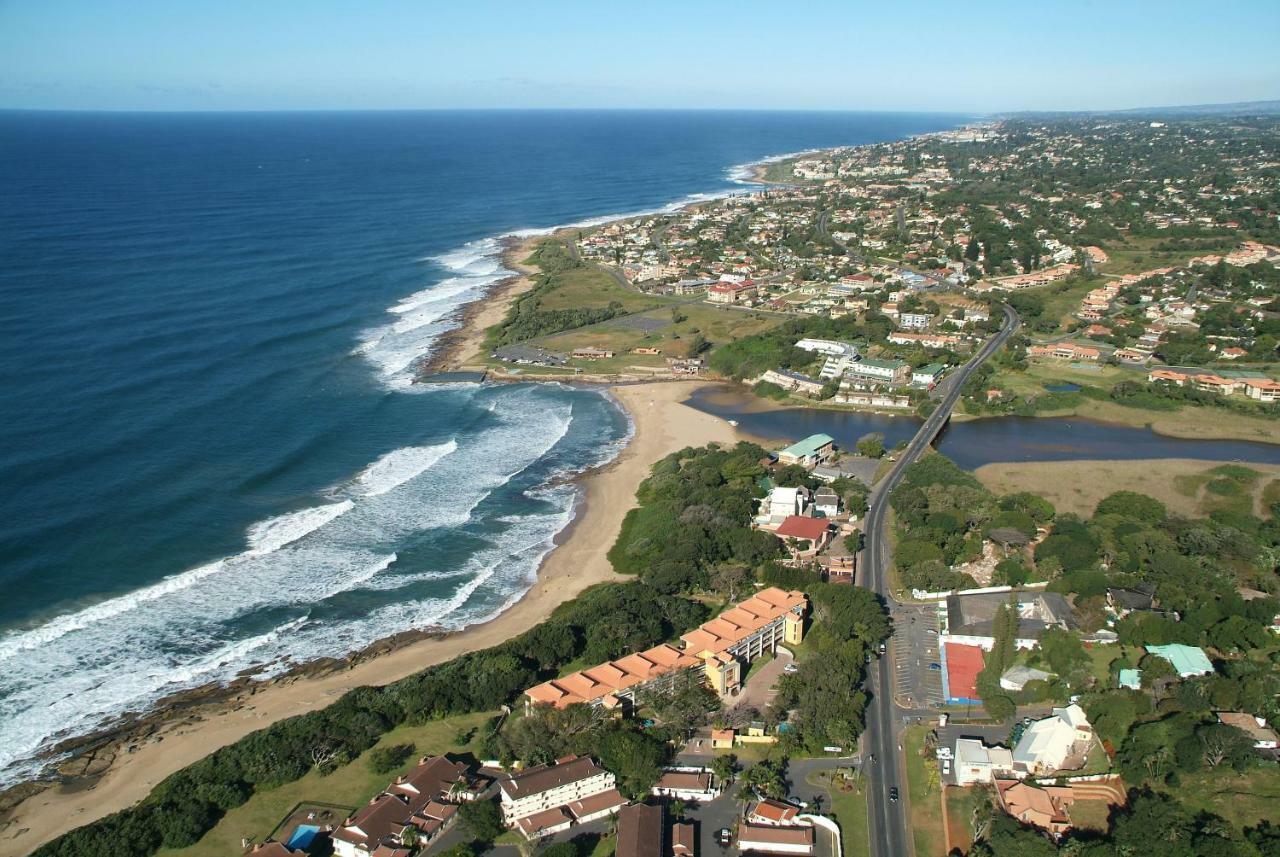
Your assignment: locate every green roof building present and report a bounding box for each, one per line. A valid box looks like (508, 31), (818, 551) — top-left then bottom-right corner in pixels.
(1118, 668), (1142, 690)
(1146, 643), (1214, 677)
(777, 433), (835, 466)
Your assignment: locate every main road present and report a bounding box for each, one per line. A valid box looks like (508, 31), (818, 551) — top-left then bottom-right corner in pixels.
(859, 304), (1019, 857)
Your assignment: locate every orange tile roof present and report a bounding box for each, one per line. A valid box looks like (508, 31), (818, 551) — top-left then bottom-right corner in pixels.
(525, 588), (806, 708)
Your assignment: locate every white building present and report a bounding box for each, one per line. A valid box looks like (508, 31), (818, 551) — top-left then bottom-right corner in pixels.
(651, 767), (719, 803)
(498, 756), (625, 839)
(898, 312), (933, 329)
(1012, 705), (1094, 776)
(954, 738), (1016, 786)
(761, 486), (808, 524)
(737, 823), (815, 855)
(795, 338), (859, 360)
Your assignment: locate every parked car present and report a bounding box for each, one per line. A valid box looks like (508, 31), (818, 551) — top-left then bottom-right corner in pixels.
(936, 747), (953, 760)
(941, 760), (951, 775)
(716, 828), (732, 847)
(928, 662), (941, 671)
(787, 795), (809, 809)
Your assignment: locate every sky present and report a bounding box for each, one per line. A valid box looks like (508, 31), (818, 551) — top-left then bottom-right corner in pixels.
(1, 0), (1278, 113)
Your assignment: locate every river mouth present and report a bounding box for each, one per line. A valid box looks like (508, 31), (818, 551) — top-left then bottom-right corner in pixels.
(684, 384), (1280, 469)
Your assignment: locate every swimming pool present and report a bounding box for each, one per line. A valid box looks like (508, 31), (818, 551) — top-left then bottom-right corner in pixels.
(285, 824), (321, 851)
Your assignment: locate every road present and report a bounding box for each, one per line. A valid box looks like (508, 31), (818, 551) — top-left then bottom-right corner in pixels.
(859, 304), (1019, 857)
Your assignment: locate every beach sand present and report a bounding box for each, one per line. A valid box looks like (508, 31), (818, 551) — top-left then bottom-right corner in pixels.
(0, 380), (739, 856)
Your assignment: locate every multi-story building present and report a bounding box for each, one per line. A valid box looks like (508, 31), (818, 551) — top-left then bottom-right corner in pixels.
(523, 588), (808, 710)
(498, 755), (626, 840)
(843, 358), (910, 386)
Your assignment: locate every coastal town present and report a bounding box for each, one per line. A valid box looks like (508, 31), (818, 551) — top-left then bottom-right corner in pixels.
(11, 113), (1280, 857)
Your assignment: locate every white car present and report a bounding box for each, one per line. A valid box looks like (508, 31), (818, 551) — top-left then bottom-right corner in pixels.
(783, 662), (799, 674)
(941, 760), (951, 775)
(935, 747), (953, 760)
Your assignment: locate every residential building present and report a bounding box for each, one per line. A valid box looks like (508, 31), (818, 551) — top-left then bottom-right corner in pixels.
(776, 434), (836, 467)
(844, 358), (910, 386)
(1012, 705), (1094, 776)
(813, 487), (840, 517)
(615, 803), (663, 857)
(1242, 378), (1280, 402)
(912, 363), (946, 387)
(954, 738), (1016, 786)
(736, 824), (815, 855)
(672, 822), (696, 857)
(331, 756), (483, 857)
(1146, 643), (1214, 677)
(1000, 665), (1052, 692)
(773, 515), (832, 556)
(748, 799), (801, 826)
(571, 347), (615, 360)
(757, 369), (825, 397)
(498, 755), (626, 839)
(651, 768), (719, 803)
(1216, 712), (1279, 750)
(1118, 669), (1142, 690)
(995, 780), (1074, 837)
(524, 588), (808, 708)
(1028, 344), (1101, 361)
(795, 338), (858, 359)
(707, 281), (757, 304)
(888, 331), (960, 348)
(760, 485), (809, 524)
(898, 311), (933, 329)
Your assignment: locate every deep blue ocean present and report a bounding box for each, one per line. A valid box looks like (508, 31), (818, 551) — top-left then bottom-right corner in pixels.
(0, 109), (965, 785)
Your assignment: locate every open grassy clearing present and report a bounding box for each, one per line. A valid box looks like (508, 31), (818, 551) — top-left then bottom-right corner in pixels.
(1093, 235), (1239, 276)
(161, 711), (494, 857)
(944, 786), (991, 856)
(1172, 766), (1280, 833)
(902, 725), (945, 856)
(974, 459), (1280, 519)
(806, 769), (869, 857)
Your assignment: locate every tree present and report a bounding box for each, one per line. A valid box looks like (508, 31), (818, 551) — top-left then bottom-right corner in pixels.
(739, 758), (787, 800)
(710, 753), (739, 785)
(459, 797), (505, 844)
(1096, 491), (1167, 523)
(856, 433), (885, 459)
(367, 743), (415, 775)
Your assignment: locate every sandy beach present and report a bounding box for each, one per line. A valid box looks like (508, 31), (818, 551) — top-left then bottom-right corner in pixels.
(0, 379), (739, 856)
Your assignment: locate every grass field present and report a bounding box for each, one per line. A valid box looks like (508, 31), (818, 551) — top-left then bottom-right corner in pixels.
(944, 786), (990, 855)
(161, 710), (495, 857)
(1067, 798), (1114, 833)
(806, 769), (870, 857)
(902, 725), (945, 856)
(1094, 235), (1240, 276)
(974, 459), (1280, 519)
(1173, 766), (1280, 832)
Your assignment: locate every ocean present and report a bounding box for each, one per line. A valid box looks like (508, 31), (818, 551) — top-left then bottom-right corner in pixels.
(0, 109), (965, 786)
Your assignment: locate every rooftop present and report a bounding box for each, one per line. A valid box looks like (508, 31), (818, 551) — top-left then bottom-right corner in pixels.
(779, 433), (834, 459)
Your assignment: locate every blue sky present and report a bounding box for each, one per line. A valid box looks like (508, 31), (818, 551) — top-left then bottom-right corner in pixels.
(1, 0), (1277, 112)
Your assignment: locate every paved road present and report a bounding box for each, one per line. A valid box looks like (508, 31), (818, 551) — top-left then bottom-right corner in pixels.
(859, 304), (1020, 857)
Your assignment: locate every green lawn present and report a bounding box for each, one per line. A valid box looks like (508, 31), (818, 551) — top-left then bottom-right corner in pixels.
(944, 786), (990, 855)
(806, 769), (869, 857)
(1172, 766), (1280, 832)
(902, 725), (945, 857)
(160, 710), (494, 857)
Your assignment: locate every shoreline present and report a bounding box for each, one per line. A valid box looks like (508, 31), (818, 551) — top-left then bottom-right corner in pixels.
(0, 380), (739, 856)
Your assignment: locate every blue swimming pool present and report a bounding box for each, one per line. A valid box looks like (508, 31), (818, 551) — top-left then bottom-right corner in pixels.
(285, 824), (321, 851)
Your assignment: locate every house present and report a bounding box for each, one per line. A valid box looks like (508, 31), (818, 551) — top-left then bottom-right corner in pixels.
(776, 434), (836, 467)
(774, 516), (832, 556)
(331, 756), (482, 857)
(1216, 712), (1279, 750)
(912, 363), (946, 387)
(1241, 378), (1280, 402)
(995, 780), (1074, 837)
(813, 487), (840, 517)
(748, 798), (801, 826)
(252, 843), (305, 857)
(760, 486), (809, 524)
(498, 755), (625, 840)
(898, 311), (933, 329)
(735, 721), (779, 747)
(711, 729), (735, 750)
(1000, 665), (1053, 692)
(525, 588), (808, 708)
(1118, 668), (1142, 690)
(1106, 587), (1155, 619)
(707, 281), (757, 304)
(615, 803), (663, 857)
(1012, 705), (1094, 776)
(736, 824), (815, 855)
(651, 768), (719, 803)
(672, 822), (696, 857)
(954, 738), (1016, 786)
(1145, 643), (1214, 677)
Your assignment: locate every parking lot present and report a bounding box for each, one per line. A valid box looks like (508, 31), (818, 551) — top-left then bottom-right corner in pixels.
(890, 604), (944, 708)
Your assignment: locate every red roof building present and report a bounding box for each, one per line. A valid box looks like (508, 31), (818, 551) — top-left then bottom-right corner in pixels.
(945, 642), (985, 701)
(775, 516), (829, 542)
